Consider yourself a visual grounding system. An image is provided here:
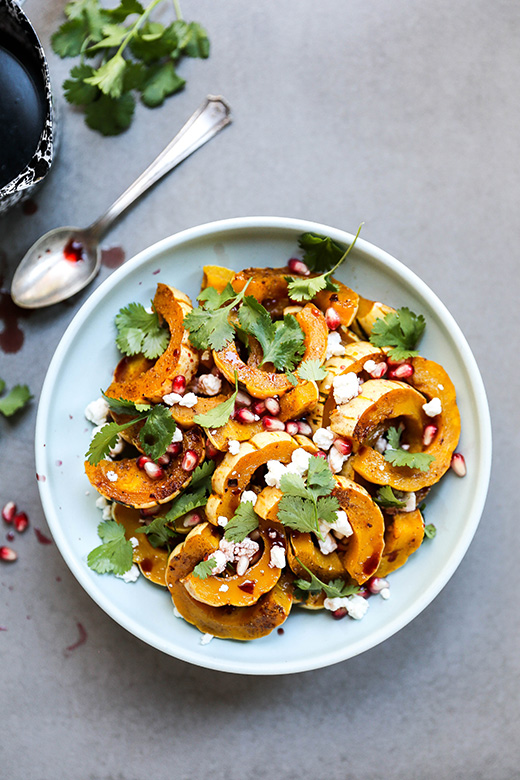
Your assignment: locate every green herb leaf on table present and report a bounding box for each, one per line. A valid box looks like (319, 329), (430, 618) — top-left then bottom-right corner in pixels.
(183, 283), (250, 351)
(192, 556), (218, 580)
(383, 426), (435, 472)
(374, 485), (407, 509)
(87, 520), (133, 574)
(0, 384), (32, 417)
(298, 233), (347, 273)
(115, 301), (169, 359)
(140, 60), (185, 107)
(193, 374), (238, 429)
(238, 297), (305, 372)
(369, 307), (426, 360)
(224, 501), (260, 543)
(286, 223), (364, 303)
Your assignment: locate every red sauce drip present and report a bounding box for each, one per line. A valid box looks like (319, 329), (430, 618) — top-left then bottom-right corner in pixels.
(101, 246), (125, 269)
(0, 289), (30, 354)
(36, 473), (46, 482)
(363, 552), (380, 575)
(63, 238), (86, 263)
(65, 622), (87, 653)
(140, 558), (153, 573)
(277, 627), (284, 635)
(21, 198), (38, 215)
(34, 528), (52, 545)
(238, 580), (255, 594)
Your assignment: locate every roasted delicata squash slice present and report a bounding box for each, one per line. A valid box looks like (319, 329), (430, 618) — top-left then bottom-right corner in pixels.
(166, 523), (293, 639)
(106, 283), (199, 404)
(113, 504), (169, 585)
(213, 302), (328, 400)
(343, 358), (461, 491)
(312, 278), (359, 327)
(205, 431), (299, 523)
(85, 429), (205, 509)
(374, 508), (425, 578)
(202, 265), (235, 293)
(351, 297), (396, 338)
(181, 521), (284, 608)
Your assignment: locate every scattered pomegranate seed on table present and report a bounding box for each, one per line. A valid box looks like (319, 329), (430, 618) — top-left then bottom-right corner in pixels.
(2, 501), (16, 524)
(13, 512), (29, 533)
(0, 545), (17, 562)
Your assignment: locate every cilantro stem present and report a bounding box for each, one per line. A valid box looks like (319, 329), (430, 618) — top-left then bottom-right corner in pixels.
(115, 0), (164, 58)
(324, 222), (364, 281)
(172, 0), (183, 20)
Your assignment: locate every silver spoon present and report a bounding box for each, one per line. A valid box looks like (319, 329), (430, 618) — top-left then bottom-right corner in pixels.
(11, 95), (231, 308)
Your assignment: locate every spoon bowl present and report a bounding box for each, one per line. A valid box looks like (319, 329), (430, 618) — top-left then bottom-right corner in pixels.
(10, 95), (231, 308)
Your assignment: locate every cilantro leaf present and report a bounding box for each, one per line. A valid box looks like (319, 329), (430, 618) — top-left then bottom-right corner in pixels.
(306, 455), (336, 499)
(51, 18), (89, 58)
(374, 485), (407, 509)
(87, 520), (133, 575)
(102, 393), (151, 415)
(193, 374), (238, 429)
(0, 379), (5, 394)
(192, 556), (218, 580)
(293, 557), (359, 598)
(84, 53), (127, 98)
(139, 405), (177, 461)
(277, 495), (321, 536)
(316, 494), (341, 526)
(63, 64), (99, 104)
(108, 0), (145, 21)
(238, 297), (305, 372)
(115, 301), (169, 359)
(140, 60), (185, 107)
(277, 455), (338, 538)
(86, 22), (128, 50)
(0, 384), (32, 417)
(135, 513), (177, 548)
(423, 523), (437, 539)
(384, 426), (435, 472)
(298, 233), (347, 273)
(279, 473), (309, 500)
(224, 501), (260, 543)
(184, 284), (249, 351)
(369, 307), (426, 360)
(84, 92), (135, 135)
(386, 426), (402, 451)
(297, 359), (327, 382)
(172, 20), (210, 58)
(86, 419), (138, 464)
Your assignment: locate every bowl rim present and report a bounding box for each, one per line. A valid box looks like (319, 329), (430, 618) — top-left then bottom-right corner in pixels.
(35, 215), (492, 675)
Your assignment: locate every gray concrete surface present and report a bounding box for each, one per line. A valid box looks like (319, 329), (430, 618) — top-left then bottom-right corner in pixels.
(0, 1), (518, 778)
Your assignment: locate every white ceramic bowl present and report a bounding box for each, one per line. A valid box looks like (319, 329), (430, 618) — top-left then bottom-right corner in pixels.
(35, 217), (492, 675)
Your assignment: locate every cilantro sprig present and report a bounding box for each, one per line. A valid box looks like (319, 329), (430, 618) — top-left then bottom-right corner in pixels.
(87, 519), (134, 575)
(193, 373), (238, 429)
(369, 307), (426, 361)
(298, 233), (347, 273)
(374, 485), (407, 509)
(277, 455), (339, 538)
(286, 223), (363, 302)
(115, 301), (169, 359)
(383, 427), (435, 472)
(0, 380), (32, 417)
(296, 359), (327, 383)
(52, 0), (210, 135)
(293, 558), (359, 599)
(183, 283), (250, 351)
(238, 297), (305, 372)
(86, 398), (176, 464)
(223, 501), (260, 543)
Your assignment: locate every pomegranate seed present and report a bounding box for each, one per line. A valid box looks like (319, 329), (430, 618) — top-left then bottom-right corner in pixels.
(253, 400), (267, 416)
(206, 442), (219, 459)
(181, 450), (199, 472)
(366, 361), (387, 379)
(172, 375), (186, 394)
(2, 501), (16, 524)
(13, 512), (29, 533)
(235, 408), (256, 424)
(183, 512), (201, 527)
(235, 390), (252, 407)
(451, 452), (466, 477)
(143, 461), (164, 480)
(315, 451), (327, 459)
(386, 356), (405, 368)
(368, 576), (389, 595)
(296, 421), (313, 436)
(262, 416), (285, 432)
(166, 441), (182, 456)
(285, 421), (299, 436)
(136, 455), (152, 469)
(333, 438), (352, 456)
(156, 453), (171, 466)
(287, 257), (310, 276)
(388, 363), (414, 380)
(422, 424), (438, 446)
(325, 307), (341, 331)
(139, 506), (159, 518)
(264, 397), (281, 416)
(0, 546), (17, 562)
(331, 607), (348, 620)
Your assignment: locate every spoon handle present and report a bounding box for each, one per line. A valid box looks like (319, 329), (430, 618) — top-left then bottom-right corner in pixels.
(88, 95), (231, 240)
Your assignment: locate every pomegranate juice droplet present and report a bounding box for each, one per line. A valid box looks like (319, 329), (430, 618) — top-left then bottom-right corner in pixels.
(63, 238), (85, 263)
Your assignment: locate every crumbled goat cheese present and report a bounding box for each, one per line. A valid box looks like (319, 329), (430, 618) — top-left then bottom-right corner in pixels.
(84, 397), (110, 426)
(219, 583), (229, 592)
(240, 490), (258, 505)
(109, 435), (124, 457)
(380, 587), (391, 600)
(326, 331), (346, 359)
(324, 594), (369, 620)
(173, 606), (183, 619)
(171, 427), (184, 443)
(318, 531), (338, 556)
(333, 372), (361, 405)
(328, 446), (349, 474)
(333, 509), (353, 538)
(422, 397), (442, 417)
(286, 448), (312, 476)
(363, 359), (377, 373)
(400, 492), (416, 513)
(209, 537), (260, 574)
(312, 427), (335, 451)
(116, 564), (140, 583)
(163, 391), (198, 408)
(162, 392), (183, 406)
(209, 549), (228, 574)
(129, 537), (139, 549)
(106, 470), (118, 482)
(265, 459), (288, 489)
(374, 436), (388, 454)
(102, 505), (113, 521)
(95, 496), (108, 510)
(269, 545), (286, 569)
(228, 439), (241, 455)
(198, 373), (222, 396)
(200, 633), (214, 645)
(217, 516), (229, 527)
